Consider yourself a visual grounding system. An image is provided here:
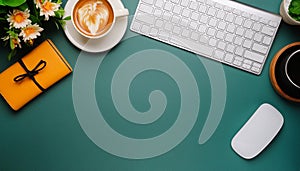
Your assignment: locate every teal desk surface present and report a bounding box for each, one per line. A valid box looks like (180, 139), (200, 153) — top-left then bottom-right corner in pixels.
(0, 0), (300, 170)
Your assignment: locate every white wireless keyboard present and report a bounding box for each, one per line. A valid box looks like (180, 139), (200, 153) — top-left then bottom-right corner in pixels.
(130, 0), (282, 75)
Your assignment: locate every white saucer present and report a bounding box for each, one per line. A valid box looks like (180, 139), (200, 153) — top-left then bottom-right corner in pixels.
(63, 0), (128, 53)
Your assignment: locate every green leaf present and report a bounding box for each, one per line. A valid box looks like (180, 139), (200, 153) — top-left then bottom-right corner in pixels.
(289, 0), (300, 21)
(0, 0), (5, 6)
(54, 8), (65, 18)
(63, 16), (71, 20)
(3, 0), (26, 7)
(18, 2), (28, 11)
(8, 49), (17, 61)
(9, 38), (15, 50)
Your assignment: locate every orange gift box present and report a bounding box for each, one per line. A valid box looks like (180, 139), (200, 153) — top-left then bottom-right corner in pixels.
(0, 39), (72, 111)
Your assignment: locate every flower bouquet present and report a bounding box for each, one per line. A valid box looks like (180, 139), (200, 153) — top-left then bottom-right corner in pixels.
(0, 0), (70, 60)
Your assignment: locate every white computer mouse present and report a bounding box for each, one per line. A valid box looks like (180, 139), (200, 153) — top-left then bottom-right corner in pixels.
(231, 103), (284, 159)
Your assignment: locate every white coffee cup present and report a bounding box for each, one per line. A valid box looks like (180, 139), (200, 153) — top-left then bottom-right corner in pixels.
(71, 0), (129, 39)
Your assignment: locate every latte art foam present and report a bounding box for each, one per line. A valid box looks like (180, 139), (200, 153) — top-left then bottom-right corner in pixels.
(73, 0), (114, 37)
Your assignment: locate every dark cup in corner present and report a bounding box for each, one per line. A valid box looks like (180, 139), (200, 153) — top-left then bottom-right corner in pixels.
(275, 45), (300, 99)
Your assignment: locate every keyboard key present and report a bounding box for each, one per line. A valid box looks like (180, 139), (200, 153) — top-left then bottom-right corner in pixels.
(131, 22), (142, 31)
(136, 13), (155, 25)
(141, 25), (150, 33)
(154, 9), (163, 17)
(244, 50), (264, 63)
(191, 12), (200, 20)
(214, 50), (225, 60)
(206, 0), (215, 6)
(233, 9), (242, 15)
(217, 41), (226, 50)
(218, 21), (227, 30)
(199, 35), (209, 44)
(164, 22), (173, 31)
(235, 17), (244, 25)
(209, 38), (218, 46)
(244, 59), (253, 65)
(263, 36), (272, 45)
(235, 47), (244, 56)
(252, 43), (268, 54)
(253, 62), (262, 68)
(251, 67), (260, 73)
(269, 21), (279, 27)
(207, 28), (216, 36)
(163, 12), (172, 20)
(233, 60), (242, 66)
(149, 28), (158, 36)
(251, 14), (260, 21)
(155, 19), (164, 27)
(235, 56), (243, 61)
(139, 4), (154, 13)
(261, 26), (275, 36)
(173, 6), (182, 14)
(164, 2), (173, 11)
(171, 0), (180, 4)
(234, 36), (243, 46)
(198, 24), (207, 33)
(245, 30), (254, 39)
(216, 31), (225, 39)
(200, 15), (209, 23)
(181, 0), (189, 7)
(254, 33), (263, 42)
(182, 8), (191, 17)
(182, 29), (190, 37)
(207, 7), (217, 16)
(155, 0), (164, 8)
(181, 18), (189, 27)
(225, 13), (235, 22)
(216, 10), (225, 19)
(214, 2), (224, 9)
(252, 23), (262, 32)
(224, 54), (234, 63)
(243, 20), (253, 28)
(242, 63), (251, 69)
(236, 27), (245, 36)
(191, 32), (199, 40)
(142, 0), (154, 5)
(158, 31), (170, 40)
(209, 18), (217, 27)
(172, 15), (180, 24)
(173, 26), (181, 34)
(225, 33), (234, 42)
(170, 35), (214, 56)
(226, 44), (235, 53)
(190, 21), (198, 30)
(198, 5), (207, 13)
(243, 39), (252, 49)
(227, 24), (236, 33)
(189, 1), (198, 10)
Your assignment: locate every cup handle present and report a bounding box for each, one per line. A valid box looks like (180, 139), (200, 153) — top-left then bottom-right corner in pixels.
(115, 8), (129, 17)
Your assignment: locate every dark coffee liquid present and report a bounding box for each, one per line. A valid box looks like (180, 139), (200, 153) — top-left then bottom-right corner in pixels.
(287, 51), (300, 88)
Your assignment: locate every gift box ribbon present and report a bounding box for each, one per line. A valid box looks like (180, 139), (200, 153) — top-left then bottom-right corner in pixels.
(14, 60), (47, 91)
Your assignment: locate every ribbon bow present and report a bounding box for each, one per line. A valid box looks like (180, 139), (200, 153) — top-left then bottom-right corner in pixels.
(14, 60), (47, 91)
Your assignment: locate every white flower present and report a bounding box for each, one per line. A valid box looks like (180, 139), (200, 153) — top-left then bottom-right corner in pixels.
(7, 9), (31, 29)
(19, 24), (44, 42)
(34, 0), (43, 8)
(40, 0), (61, 21)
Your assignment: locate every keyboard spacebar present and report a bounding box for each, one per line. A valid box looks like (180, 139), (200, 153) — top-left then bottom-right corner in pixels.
(170, 35), (214, 56)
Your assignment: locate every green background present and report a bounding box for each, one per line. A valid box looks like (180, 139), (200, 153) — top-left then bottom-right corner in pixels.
(0, 0), (300, 170)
